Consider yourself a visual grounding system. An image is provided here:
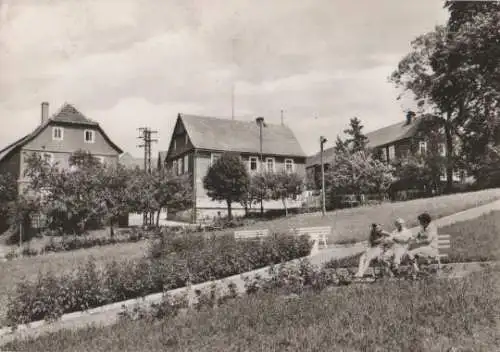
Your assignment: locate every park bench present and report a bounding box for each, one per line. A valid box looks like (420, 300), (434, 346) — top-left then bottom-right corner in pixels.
(234, 229), (270, 242)
(290, 226), (330, 255)
(435, 233), (451, 269)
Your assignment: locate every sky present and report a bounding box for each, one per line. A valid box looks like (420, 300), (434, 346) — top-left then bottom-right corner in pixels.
(0, 0), (449, 157)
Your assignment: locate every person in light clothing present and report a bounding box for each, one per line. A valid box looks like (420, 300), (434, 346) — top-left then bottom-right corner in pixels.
(407, 212), (439, 273)
(383, 218), (413, 274)
(354, 223), (391, 278)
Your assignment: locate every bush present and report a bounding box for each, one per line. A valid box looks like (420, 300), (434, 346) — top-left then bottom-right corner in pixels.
(6, 232), (313, 326)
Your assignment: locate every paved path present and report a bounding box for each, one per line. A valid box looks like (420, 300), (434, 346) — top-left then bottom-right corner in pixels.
(2, 199), (500, 346)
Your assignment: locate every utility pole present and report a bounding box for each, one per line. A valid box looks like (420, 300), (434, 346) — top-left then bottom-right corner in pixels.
(320, 136), (328, 216)
(138, 127), (158, 227)
(256, 117), (265, 215)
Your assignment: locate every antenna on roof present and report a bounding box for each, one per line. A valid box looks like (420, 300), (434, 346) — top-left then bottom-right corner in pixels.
(231, 38), (236, 120)
(280, 109), (284, 126)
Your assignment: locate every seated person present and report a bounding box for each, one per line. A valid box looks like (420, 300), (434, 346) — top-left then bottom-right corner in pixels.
(354, 223), (392, 278)
(407, 212), (439, 273)
(382, 218), (413, 274)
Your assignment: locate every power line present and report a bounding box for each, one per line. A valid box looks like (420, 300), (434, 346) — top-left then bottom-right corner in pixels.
(137, 127), (158, 226)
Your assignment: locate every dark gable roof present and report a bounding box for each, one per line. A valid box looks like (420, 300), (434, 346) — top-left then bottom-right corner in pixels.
(306, 118), (422, 167)
(365, 118), (422, 148)
(306, 147), (336, 168)
(51, 104), (99, 126)
(0, 103), (122, 162)
(178, 114), (306, 158)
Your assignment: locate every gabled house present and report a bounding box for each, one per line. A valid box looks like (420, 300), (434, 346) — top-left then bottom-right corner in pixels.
(0, 102), (123, 194)
(306, 112), (465, 191)
(119, 152), (157, 170)
(158, 113), (307, 222)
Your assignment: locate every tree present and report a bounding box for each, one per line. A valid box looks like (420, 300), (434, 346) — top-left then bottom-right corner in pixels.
(333, 136), (348, 154)
(151, 170), (192, 226)
(267, 171), (304, 216)
(240, 172), (269, 216)
(326, 150), (394, 197)
(344, 117), (368, 153)
(391, 3), (500, 191)
(203, 153), (249, 219)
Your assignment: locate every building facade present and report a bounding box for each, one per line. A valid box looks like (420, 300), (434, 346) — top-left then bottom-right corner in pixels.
(0, 102), (123, 194)
(159, 114), (307, 222)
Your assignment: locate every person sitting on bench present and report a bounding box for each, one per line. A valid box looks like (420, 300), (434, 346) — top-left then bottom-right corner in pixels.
(354, 223), (391, 278)
(383, 218), (413, 275)
(407, 212), (439, 275)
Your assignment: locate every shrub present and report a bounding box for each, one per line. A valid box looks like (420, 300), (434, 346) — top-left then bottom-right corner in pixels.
(6, 232), (313, 325)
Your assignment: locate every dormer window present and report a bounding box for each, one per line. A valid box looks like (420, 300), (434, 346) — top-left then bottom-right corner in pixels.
(84, 130), (95, 143)
(52, 127), (64, 141)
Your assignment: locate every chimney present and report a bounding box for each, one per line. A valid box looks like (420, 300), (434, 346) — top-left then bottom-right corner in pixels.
(41, 102), (49, 124)
(406, 111), (416, 125)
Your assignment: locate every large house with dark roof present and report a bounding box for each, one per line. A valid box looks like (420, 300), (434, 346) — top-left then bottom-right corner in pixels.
(306, 112), (464, 190)
(0, 102), (123, 194)
(158, 113), (307, 222)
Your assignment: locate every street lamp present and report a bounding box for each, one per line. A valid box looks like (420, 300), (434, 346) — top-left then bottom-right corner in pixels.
(256, 117), (265, 215)
(320, 136), (328, 216)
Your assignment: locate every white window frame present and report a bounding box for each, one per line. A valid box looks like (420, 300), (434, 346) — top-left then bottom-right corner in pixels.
(265, 157), (275, 173)
(177, 157), (183, 175)
(183, 154), (189, 173)
(419, 141), (427, 155)
(284, 158), (294, 173)
(184, 134), (188, 145)
(42, 152), (54, 166)
(438, 143), (446, 157)
(249, 156), (259, 172)
(84, 129), (95, 144)
(52, 127), (64, 141)
(173, 139), (177, 151)
(388, 145), (396, 161)
(210, 153), (222, 166)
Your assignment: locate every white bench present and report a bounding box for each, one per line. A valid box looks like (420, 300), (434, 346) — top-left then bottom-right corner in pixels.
(436, 234), (451, 268)
(290, 226), (330, 255)
(234, 229), (270, 242)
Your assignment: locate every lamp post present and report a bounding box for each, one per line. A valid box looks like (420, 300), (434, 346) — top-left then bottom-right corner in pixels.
(256, 117), (265, 215)
(320, 136), (328, 216)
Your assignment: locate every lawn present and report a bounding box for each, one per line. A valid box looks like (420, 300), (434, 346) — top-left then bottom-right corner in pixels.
(230, 188), (500, 244)
(5, 271), (499, 352)
(0, 188), (499, 325)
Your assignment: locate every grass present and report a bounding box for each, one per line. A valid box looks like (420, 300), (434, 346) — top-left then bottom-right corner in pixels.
(5, 270), (499, 352)
(226, 188), (500, 243)
(327, 209), (500, 269)
(0, 188), (499, 325)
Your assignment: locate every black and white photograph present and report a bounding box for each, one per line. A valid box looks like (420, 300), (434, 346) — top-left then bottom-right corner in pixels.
(0, 0), (499, 351)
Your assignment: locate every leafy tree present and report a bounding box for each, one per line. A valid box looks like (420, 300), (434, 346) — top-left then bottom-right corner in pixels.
(333, 136), (348, 154)
(69, 150), (102, 169)
(326, 150), (394, 197)
(266, 171), (304, 216)
(391, 3), (500, 191)
(344, 117), (368, 153)
(0, 173), (17, 221)
(203, 153), (249, 219)
(240, 172), (269, 216)
(151, 170), (192, 226)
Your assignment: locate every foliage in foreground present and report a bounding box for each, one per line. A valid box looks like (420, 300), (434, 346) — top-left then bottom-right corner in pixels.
(5, 232), (312, 326)
(5, 267), (499, 352)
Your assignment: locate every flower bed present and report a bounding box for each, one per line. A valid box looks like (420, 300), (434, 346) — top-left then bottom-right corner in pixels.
(5, 232), (312, 326)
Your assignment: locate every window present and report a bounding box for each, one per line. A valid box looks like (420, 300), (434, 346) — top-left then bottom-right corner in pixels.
(183, 154), (189, 173)
(177, 157), (183, 175)
(184, 134), (188, 145)
(173, 139), (177, 151)
(84, 130), (95, 143)
(440, 167), (447, 181)
(211, 153), (221, 166)
(249, 156), (258, 172)
(419, 141), (427, 155)
(42, 152), (54, 165)
(172, 160), (178, 174)
(96, 156), (105, 164)
(52, 127), (64, 141)
(284, 159), (294, 173)
(266, 157), (275, 173)
(388, 145), (396, 161)
(438, 143), (446, 157)
(379, 148), (386, 162)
